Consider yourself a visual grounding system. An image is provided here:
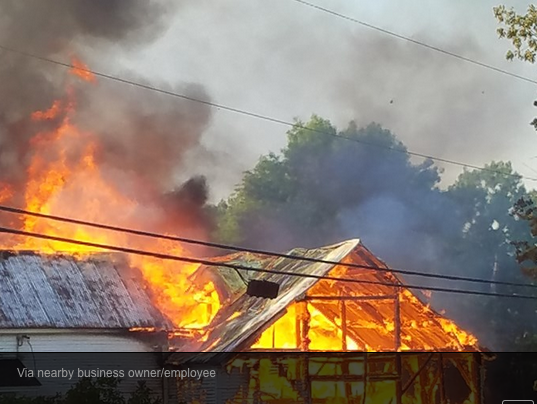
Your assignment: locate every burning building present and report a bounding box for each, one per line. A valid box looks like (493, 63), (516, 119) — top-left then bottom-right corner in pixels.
(0, 239), (484, 403)
(179, 239), (479, 352)
(0, 251), (172, 352)
(165, 239), (483, 404)
(0, 3), (487, 403)
(0, 251), (172, 398)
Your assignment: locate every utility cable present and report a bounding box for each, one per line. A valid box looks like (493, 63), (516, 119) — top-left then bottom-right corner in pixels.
(0, 226), (536, 300)
(290, 0), (537, 85)
(0, 44), (535, 182)
(0, 204), (535, 290)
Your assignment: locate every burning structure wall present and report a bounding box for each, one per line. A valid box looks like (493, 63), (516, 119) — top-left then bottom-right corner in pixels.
(181, 240), (479, 352)
(169, 240), (483, 403)
(172, 353), (483, 404)
(171, 238), (483, 403)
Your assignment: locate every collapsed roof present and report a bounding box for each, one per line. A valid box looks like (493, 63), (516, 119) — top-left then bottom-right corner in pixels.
(0, 239), (481, 354)
(176, 239), (480, 355)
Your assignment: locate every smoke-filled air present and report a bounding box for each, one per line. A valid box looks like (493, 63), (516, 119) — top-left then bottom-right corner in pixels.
(0, 0), (217, 329)
(1, 0), (537, 353)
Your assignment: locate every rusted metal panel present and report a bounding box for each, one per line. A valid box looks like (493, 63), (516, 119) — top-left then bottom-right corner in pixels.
(0, 251), (173, 330)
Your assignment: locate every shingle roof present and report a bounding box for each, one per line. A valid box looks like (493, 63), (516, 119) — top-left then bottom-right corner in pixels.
(0, 251), (173, 330)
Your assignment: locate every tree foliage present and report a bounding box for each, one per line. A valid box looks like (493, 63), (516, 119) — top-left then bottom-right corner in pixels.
(494, 4), (537, 290)
(215, 116), (537, 349)
(511, 197), (537, 276)
(216, 116), (442, 251)
(494, 4), (537, 129)
(0, 378), (161, 404)
(445, 162), (537, 348)
(494, 4), (537, 63)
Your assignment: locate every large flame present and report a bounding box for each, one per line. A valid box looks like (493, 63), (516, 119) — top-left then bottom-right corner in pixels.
(251, 303), (361, 351)
(0, 59), (219, 329)
(252, 288), (478, 352)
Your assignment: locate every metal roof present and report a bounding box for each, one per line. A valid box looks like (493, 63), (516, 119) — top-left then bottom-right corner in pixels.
(170, 239), (480, 359)
(0, 251), (173, 330)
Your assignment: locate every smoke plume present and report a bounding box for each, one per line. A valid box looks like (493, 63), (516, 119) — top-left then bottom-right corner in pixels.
(0, 0), (214, 238)
(224, 119), (535, 350)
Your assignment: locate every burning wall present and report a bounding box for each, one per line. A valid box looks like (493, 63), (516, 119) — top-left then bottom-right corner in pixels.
(174, 353), (483, 404)
(180, 240), (479, 353)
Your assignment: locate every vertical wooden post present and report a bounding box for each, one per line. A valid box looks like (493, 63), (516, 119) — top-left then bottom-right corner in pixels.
(295, 304), (302, 350)
(298, 353), (312, 404)
(342, 356), (353, 401)
(361, 353), (368, 404)
(395, 353), (403, 404)
(341, 298), (348, 351)
(439, 353), (446, 404)
(394, 288), (401, 352)
(477, 353), (484, 404)
(298, 301), (311, 351)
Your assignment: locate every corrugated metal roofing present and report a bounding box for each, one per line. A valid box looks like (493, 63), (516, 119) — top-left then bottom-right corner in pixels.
(0, 251), (173, 330)
(170, 239), (480, 359)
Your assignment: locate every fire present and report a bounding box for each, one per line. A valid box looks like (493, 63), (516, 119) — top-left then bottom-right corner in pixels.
(252, 302), (360, 351)
(0, 185), (13, 203)
(252, 288), (478, 352)
(438, 318), (478, 348)
(31, 100), (62, 121)
(70, 58), (96, 83)
(401, 289), (478, 349)
(0, 59), (219, 329)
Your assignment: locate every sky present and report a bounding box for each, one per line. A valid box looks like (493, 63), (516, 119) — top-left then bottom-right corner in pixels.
(94, 0), (537, 201)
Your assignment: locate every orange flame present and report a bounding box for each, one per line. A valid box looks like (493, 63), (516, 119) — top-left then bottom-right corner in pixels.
(0, 185), (13, 203)
(252, 303), (361, 351)
(252, 289), (478, 352)
(0, 58), (219, 330)
(70, 58), (96, 83)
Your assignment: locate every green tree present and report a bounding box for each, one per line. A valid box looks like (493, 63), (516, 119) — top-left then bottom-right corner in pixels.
(494, 6), (537, 332)
(127, 382), (161, 404)
(215, 116), (536, 349)
(0, 378), (161, 404)
(494, 5), (537, 63)
(494, 4), (537, 129)
(63, 378), (124, 404)
(447, 161), (528, 275)
(444, 162), (537, 348)
(216, 116), (442, 252)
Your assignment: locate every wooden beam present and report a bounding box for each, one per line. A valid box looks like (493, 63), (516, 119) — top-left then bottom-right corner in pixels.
(305, 295), (398, 301)
(395, 353), (403, 404)
(341, 298), (348, 351)
(394, 288), (401, 351)
(401, 353), (435, 394)
(439, 353), (446, 404)
(299, 301), (311, 351)
(362, 353), (368, 404)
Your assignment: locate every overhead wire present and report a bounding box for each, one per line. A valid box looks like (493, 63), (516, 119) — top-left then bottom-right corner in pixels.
(290, 0), (537, 85)
(0, 44), (535, 182)
(0, 204), (536, 290)
(0, 21), (534, 296)
(0, 225), (535, 300)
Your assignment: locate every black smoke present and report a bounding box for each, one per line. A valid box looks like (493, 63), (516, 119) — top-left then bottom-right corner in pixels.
(0, 0), (214, 239)
(221, 120), (536, 349)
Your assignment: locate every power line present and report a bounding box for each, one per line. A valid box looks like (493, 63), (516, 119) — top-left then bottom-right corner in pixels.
(291, 0), (537, 85)
(0, 44), (535, 183)
(0, 225), (535, 300)
(1, 205), (536, 290)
